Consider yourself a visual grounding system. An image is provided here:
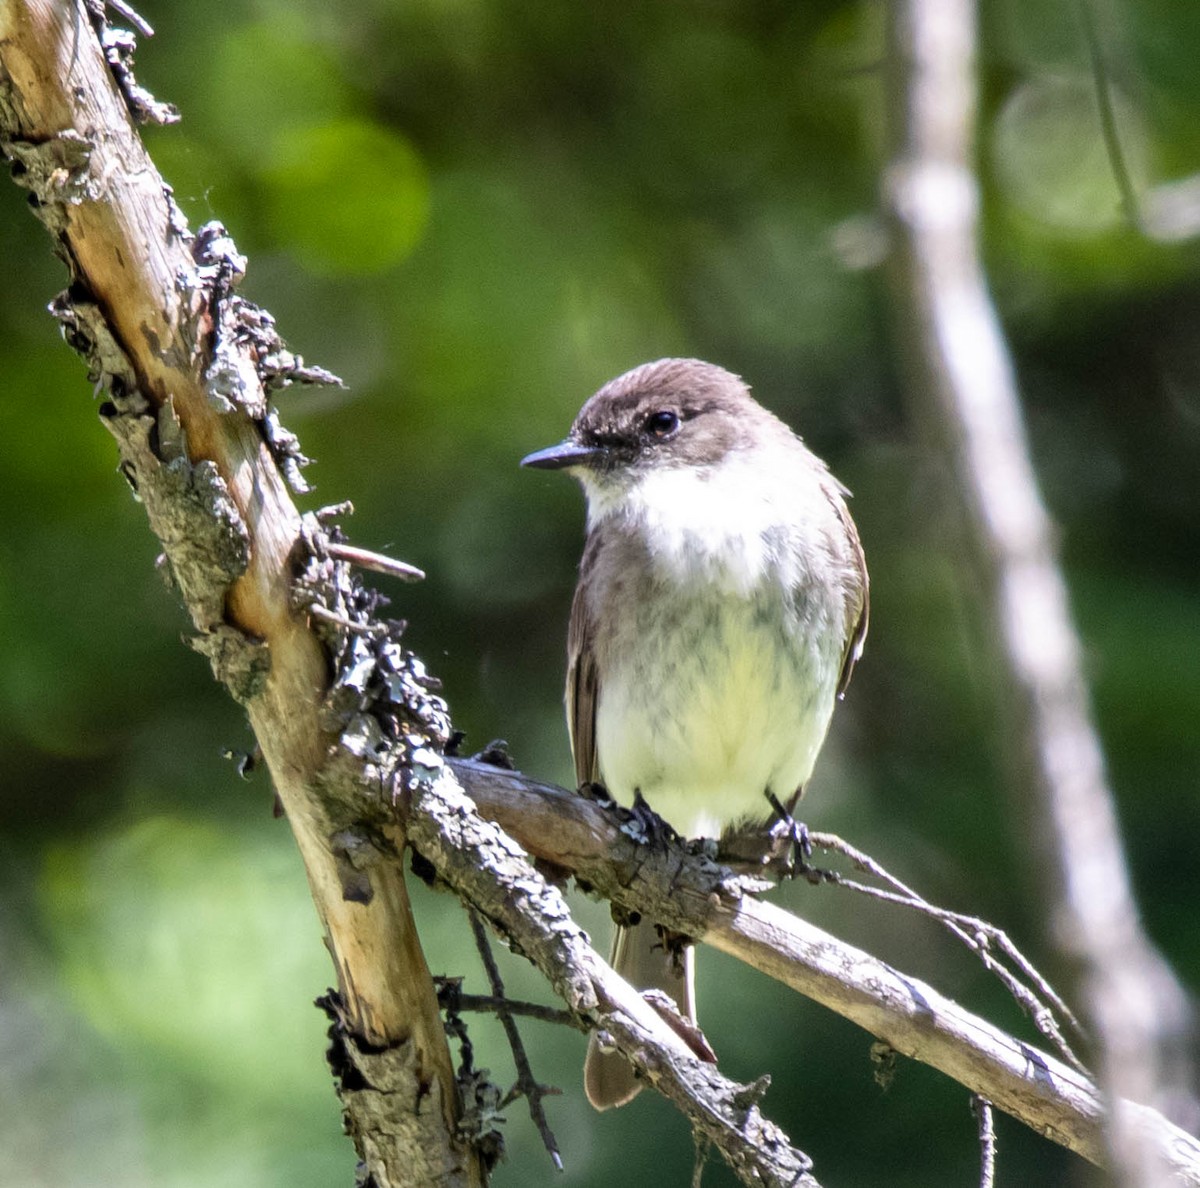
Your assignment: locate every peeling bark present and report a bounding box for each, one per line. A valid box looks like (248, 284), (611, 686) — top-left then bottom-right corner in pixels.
(0, 4), (480, 1184)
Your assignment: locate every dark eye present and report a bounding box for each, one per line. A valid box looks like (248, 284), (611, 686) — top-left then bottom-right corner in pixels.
(645, 410), (680, 439)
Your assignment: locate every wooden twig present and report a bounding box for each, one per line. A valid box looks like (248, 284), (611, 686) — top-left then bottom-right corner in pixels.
(308, 602), (388, 636)
(326, 540), (426, 583)
(467, 909), (564, 1172)
(108, 1), (152, 36)
(973, 1096), (997, 1188)
(437, 989), (579, 1030)
(804, 830), (1086, 1070)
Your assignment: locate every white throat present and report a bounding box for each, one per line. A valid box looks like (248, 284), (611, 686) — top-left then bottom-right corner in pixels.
(580, 450), (803, 596)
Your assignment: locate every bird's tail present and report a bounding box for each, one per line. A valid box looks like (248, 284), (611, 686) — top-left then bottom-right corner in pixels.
(583, 919), (696, 1109)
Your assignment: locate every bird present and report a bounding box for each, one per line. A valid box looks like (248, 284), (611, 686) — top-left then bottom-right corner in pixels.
(521, 358), (868, 1109)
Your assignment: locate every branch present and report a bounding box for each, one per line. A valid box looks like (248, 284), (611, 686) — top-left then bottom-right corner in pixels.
(0, 5), (479, 1184)
(392, 757), (820, 1188)
(881, 0), (1197, 1182)
(466, 909), (563, 1171)
(447, 757), (1200, 1185)
(801, 831), (1086, 1070)
(973, 1096), (996, 1188)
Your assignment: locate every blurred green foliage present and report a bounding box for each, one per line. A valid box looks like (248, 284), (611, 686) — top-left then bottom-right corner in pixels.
(2, 1), (1199, 1185)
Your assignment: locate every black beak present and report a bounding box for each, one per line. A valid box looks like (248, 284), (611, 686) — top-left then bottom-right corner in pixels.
(520, 439), (603, 470)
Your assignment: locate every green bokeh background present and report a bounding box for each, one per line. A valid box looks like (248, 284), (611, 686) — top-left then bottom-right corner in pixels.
(2, 1), (1199, 1185)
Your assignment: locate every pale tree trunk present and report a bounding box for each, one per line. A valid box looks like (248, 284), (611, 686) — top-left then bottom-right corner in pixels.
(883, 2), (1196, 1184)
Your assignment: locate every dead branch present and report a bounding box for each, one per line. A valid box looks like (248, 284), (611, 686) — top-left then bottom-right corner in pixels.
(973, 1096), (997, 1188)
(882, 0), (1196, 1182)
(448, 757), (1200, 1185)
(392, 757), (820, 1188)
(0, 4), (476, 1184)
(802, 830), (1086, 1070)
(466, 909), (564, 1171)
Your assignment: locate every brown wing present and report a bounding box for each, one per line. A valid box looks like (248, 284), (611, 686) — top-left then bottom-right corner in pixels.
(565, 537), (601, 787)
(823, 476), (869, 699)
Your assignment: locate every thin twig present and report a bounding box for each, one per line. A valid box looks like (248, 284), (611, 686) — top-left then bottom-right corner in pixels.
(315, 500), (355, 522)
(437, 988), (580, 1030)
(467, 908), (564, 1172)
(106, 0), (154, 37)
(307, 603), (387, 636)
(1074, 0), (1141, 228)
(326, 541), (425, 582)
(691, 1138), (712, 1188)
(806, 830), (1087, 1071)
(973, 1096), (997, 1188)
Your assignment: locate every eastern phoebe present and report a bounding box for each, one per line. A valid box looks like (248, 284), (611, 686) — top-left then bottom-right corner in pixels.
(521, 358), (868, 1109)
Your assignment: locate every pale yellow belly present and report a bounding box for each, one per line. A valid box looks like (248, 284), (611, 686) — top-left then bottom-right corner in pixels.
(594, 595), (841, 839)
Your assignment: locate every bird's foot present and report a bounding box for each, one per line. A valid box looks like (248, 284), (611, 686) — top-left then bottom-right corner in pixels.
(621, 789), (680, 848)
(578, 780), (616, 807)
(765, 791), (818, 882)
(469, 737), (515, 769)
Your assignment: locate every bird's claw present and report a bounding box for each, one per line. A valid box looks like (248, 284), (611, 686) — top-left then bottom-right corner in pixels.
(765, 791), (815, 881)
